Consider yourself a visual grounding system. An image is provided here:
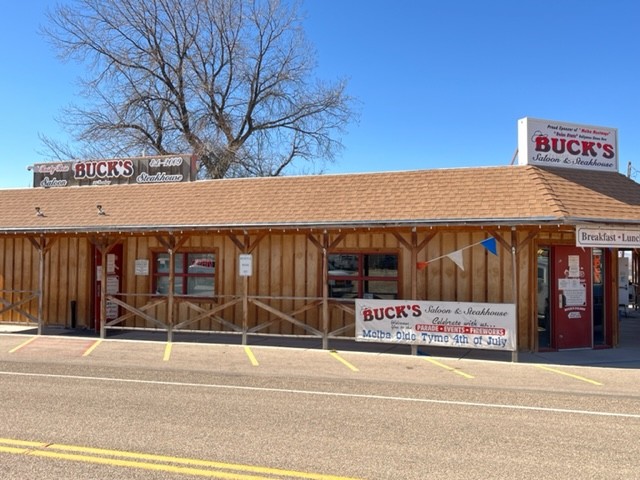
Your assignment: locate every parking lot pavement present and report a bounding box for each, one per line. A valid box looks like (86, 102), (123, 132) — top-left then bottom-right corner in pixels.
(2, 309), (640, 371)
(2, 330), (639, 402)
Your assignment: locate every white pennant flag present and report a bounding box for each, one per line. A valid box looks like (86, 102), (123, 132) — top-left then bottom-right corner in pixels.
(447, 249), (465, 270)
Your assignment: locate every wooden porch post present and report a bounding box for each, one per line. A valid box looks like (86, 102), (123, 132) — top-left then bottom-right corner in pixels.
(27, 235), (55, 336)
(322, 231), (329, 350)
(242, 233), (250, 345)
(100, 247), (108, 339)
(511, 227), (519, 362)
(37, 237), (46, 335)
(167, 245), (175, 343)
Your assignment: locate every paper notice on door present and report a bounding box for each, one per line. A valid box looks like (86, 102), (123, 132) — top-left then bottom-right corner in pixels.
(107, 254), (117, 274)
(558, 278), (581, 290)
(563, 285), (586, 307)
(106, 275), (119, 294)
(568, 255), (580, 277)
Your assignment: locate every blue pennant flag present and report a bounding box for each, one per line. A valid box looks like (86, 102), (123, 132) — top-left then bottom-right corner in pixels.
(480, 237), (498, 256)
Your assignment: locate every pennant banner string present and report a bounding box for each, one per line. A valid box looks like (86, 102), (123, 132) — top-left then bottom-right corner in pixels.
(416, 236), (498, 270)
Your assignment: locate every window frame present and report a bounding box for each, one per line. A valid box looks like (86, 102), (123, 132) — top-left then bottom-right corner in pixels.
(326, 250), (401, 300)
(151, 248), (218, 301)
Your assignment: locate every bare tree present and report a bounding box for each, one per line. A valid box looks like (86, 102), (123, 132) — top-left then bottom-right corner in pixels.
(41, 0), (355, 178)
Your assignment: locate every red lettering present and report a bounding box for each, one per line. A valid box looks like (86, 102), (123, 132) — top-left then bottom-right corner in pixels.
(581, 141), (597, 157)
(74, 163), (86, 179)
(107, 160), (119, 177)
(97, 161), (108, 177)
(123, 160), (134, 176)
(566, 139), (580, 155)
(551, 138), (565, 154)
(394, 305), (408, 318)
(602, 143), (615, 159)
(534, 136), (550, 152)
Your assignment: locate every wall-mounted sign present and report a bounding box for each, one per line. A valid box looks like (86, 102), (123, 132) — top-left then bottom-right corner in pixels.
(239, 254), (253, 276)
(576, 225), (640, 248)
(30, 154), (196, 188)
(518, 117), (618, 173)
(355, 299), (516, 351)
(135, 259), (149, 276)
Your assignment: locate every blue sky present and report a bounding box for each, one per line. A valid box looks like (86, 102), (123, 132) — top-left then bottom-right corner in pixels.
(1, 1), (639, 187)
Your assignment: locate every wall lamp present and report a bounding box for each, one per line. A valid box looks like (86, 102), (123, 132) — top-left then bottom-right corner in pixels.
(97, 205), (106, 215)
(35, 207), (44, 217)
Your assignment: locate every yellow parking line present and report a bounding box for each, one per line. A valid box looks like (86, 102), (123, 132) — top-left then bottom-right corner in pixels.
(329, 351), (359, 372)
(244, 346), (259, 366)
(535, 365), (603, 385)
(8, 336), (37, 353)
(163, 343), (172, 362)
(422, 357), (474, 379)
(82, 340), (102, 357)
(0, 437), (362, 479)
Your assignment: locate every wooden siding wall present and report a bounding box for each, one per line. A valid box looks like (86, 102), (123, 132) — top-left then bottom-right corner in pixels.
(0, 236), (92, 326)
(0, 228), (535, 348)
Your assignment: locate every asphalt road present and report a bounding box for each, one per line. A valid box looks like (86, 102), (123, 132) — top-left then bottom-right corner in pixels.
(0, 334), (639, 479)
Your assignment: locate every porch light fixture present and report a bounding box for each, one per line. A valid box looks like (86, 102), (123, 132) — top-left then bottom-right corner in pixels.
(97, 205), (106, 215)
(35, 207), (44, 217)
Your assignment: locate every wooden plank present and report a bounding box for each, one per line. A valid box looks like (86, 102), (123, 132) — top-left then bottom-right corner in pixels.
(281, 234), (294, 334)
(457, 232), (471, 302)
(4, 238), (17, 321)
(76, 238), (91, 329)
(0, 239), (4, 295)
(67, 237), (79, 326)
(486, 232), (503, 303)
(57, 237), (70, 325)
(440, 232), (456, 301)
(293, 234), (307, 332)
(426, 232), (442, 300)
(471, 232), (487, 302)
(46, 238), (57, 326)
(250, 298), (322, 336)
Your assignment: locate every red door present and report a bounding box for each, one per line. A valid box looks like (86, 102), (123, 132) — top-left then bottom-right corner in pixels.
(553, 246), (592, 349)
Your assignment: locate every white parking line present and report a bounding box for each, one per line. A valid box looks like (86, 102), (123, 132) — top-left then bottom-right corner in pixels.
(1, 370), (637, 419)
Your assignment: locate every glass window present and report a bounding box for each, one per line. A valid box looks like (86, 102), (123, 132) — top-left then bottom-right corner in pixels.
(153, 252), (216, 297)
(328, 253), (398, 299)
(537, 248), (551, 349)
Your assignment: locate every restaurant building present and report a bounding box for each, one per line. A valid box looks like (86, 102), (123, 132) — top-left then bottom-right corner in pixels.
(1, 118), (639, 353)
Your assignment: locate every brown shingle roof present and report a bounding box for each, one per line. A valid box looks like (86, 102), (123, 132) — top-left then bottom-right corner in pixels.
(2, 165), (640, 234)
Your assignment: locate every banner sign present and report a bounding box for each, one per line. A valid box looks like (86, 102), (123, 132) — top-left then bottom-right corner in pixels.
(30, 154), (196, 188)
(576, 225), (640, 248)
(517, 117), (618, 173)
(355, 299), (516, 351)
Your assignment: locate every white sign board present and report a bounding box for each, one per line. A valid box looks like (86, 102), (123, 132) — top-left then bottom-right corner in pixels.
(135, 259), (149, 276)
(355, 299), (516, 351)
(518, 117), (617, 173)
(576, 225), (640, 248)
(239, 254), (253, 276)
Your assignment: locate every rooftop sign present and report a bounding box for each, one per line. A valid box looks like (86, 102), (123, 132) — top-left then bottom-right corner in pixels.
(30, 154), (196, 188)
(518, 117), (618, 173)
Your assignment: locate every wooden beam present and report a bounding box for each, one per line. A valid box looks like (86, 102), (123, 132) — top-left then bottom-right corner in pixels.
(328, 233), (346, 250)
(392, 232), (412, 251)
(306, 233), (323, 251)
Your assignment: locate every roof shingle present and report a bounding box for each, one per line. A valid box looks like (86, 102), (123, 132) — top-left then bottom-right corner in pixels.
(2, 165), (640, 233)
